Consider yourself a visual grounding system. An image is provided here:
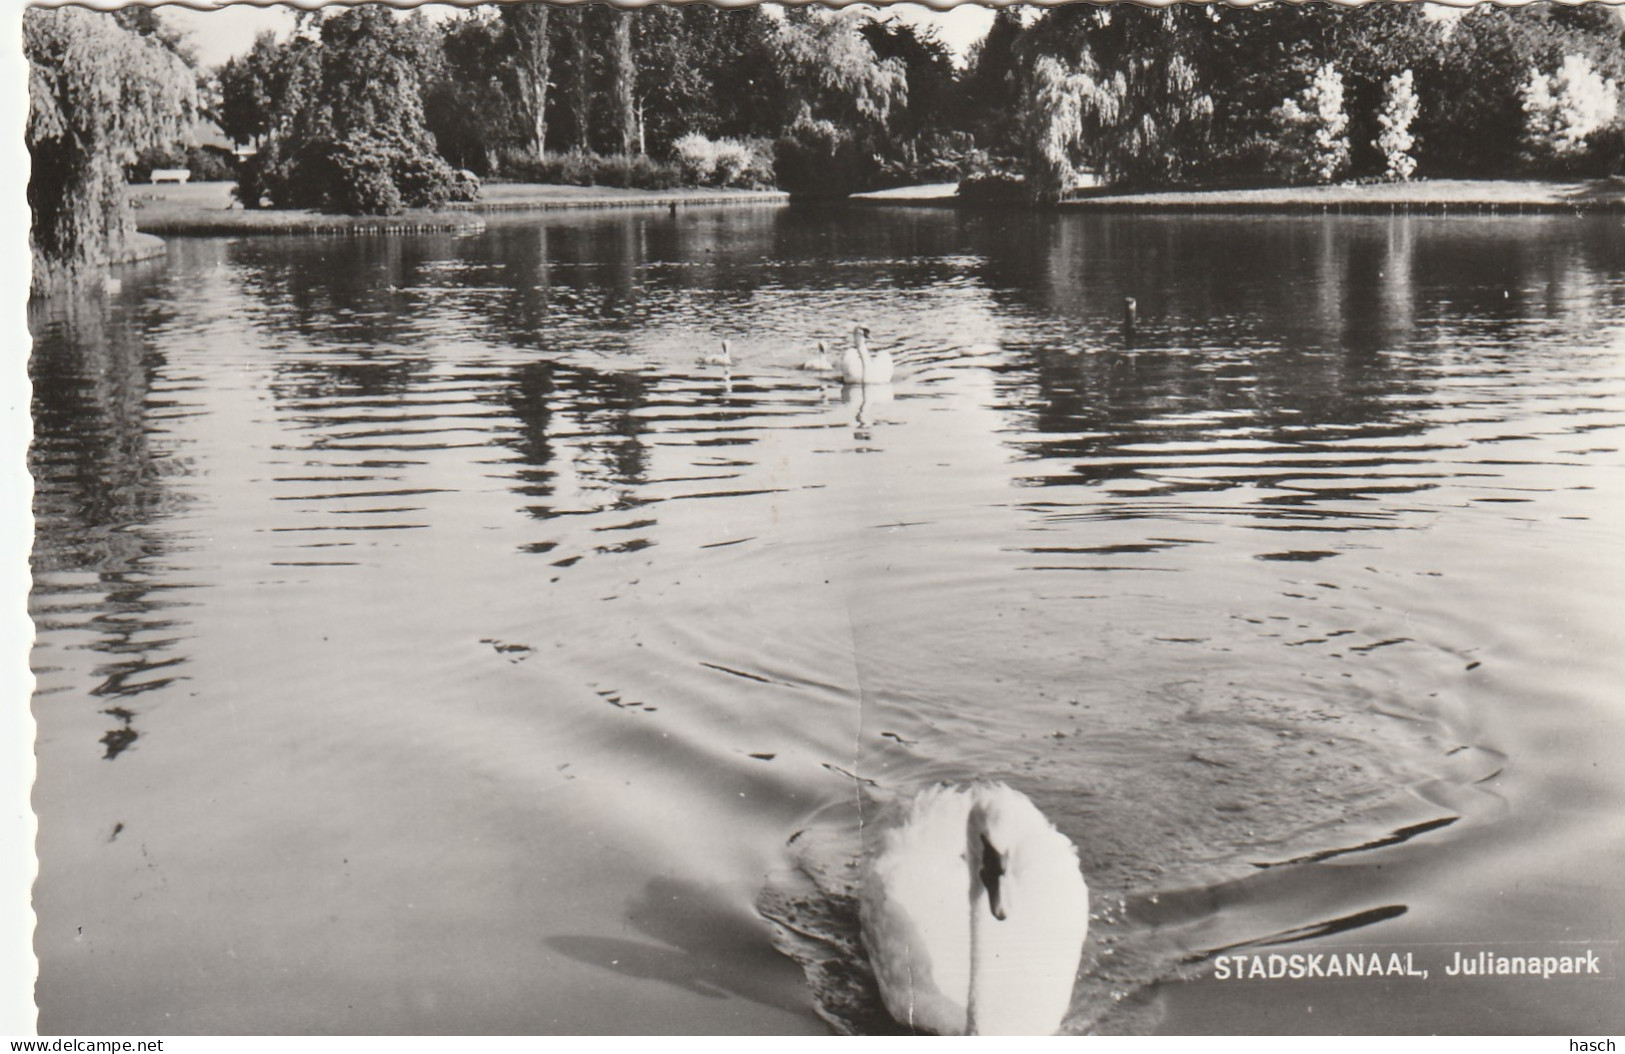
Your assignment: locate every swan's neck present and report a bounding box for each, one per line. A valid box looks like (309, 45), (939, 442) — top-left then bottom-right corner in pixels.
(966, 888), (992, 1036)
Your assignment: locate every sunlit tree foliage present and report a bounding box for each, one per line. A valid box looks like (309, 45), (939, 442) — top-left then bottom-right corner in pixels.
(1375, 70), (1421, 181)
(1521, 53), (1620, 167)
(1415, 4), (1625, 176)
(1268, 62), (1351, 184)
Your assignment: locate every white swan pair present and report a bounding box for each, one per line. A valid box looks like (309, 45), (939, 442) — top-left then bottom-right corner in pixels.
(860, 782), (1090, 1035)
(795, 326), (892, 384)
(840, 325), (893, 385)
(712, 328), (891, 382)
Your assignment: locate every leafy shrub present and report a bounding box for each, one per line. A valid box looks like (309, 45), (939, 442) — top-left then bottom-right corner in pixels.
(773, 117), (875, 199)
(494, 149), (681, 189)
(190, 145), (239, 182)
(235, 132), (475, 214)
(673, 133), (719, 184)
(672, 134), (775, 189)
(233, 139), (292, 208)
(1588, 123), (1625, 177)
(956, 172), (1028, 204)
(729, 139), (777, 188)
(449, 168), (481, 201)
(1520, 54), (1621, 175)
(607, 154), (684, 189)
(334, 147), (403, 215)
(1267, 63), (1352, 184)
(394, 149), (467, 208)
(877, 131), (980, 188)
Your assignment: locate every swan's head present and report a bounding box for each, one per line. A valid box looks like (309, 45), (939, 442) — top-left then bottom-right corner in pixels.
(966, 790), (1029, 922)
(853, 324), (871, 342)
(818, 340), (828, 353)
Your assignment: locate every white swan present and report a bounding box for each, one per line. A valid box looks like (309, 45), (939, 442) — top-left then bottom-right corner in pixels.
(840, 325), (893, 385)
(799, 341), (833, 371)
(859, 783), (1090, 1035)
(697, 339), (732, 366)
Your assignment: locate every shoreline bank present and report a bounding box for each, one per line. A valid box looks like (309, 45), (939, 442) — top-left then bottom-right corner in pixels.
(126, 176), (1625, 239)
(1060, 177), (1625, 214)
(129, 181), (786, 236)
(851, 176), (1625, 214)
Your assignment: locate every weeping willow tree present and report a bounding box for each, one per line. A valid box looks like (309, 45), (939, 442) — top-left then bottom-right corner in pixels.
(1021, 55), (1090, 203)
(25, 6), (197, 297)
(1018, 5), (1216, 202)
(770, 8), (908, 197)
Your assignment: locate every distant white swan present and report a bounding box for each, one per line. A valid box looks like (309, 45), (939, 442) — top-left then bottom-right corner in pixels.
(799, 341), (834, 371)
(859, 783), (1090, 1036)
(697, 339), (732, 366)
(840, 325), (893, 385)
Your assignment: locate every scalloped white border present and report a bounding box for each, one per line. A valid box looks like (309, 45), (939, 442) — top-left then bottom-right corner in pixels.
(5, 1), (1624, 1044)
(5, 0), (34, 1036)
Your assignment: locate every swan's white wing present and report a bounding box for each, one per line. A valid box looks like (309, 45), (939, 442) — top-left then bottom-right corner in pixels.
(868, 348), (895, 385)
(860, 786), (973, 1035)
(970, 788), (1090, 1036)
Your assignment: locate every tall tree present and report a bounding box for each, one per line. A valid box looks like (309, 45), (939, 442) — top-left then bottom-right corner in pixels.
(547, 6), (597, 153)
(962, 8), (1026, 159)
(238, 7), (473, 214)
(709, 7), (784, 140)
(859, 18), (960, 142)
(112, 5), (196, 63)
(217, 30), (282, 149)
(770, 8), (908, 197)
(425, 11), (512, 173)
(1325, 4), (1440, 177)
(610, 10), (637, 155)
(630, 6), (706, 154)
(25, 6), (197, 295)
(501, 3), (551, 159)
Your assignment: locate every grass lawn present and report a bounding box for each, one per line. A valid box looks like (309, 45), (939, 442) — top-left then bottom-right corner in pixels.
(129, 181), (485, 235)
(848, 177), (1625, 212)
(128, 180), (787, 235)
(850, 182), (960, 203)
(1060, 176), (1625, 212)
(127, 177), (1624, 237)
(473, 182), (787, 209)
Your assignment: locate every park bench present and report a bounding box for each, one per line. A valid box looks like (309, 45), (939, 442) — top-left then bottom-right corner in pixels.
(150, 168), (191, 183)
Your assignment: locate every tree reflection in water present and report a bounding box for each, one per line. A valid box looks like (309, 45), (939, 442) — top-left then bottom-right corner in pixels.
(30, 288), (195, 760)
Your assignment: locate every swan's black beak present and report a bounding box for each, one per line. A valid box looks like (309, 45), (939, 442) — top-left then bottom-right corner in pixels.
(979, 833), (1007, 921)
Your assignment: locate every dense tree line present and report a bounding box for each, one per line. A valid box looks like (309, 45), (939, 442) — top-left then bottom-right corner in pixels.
(26, 3), (1625, 293)
(217, 4), (910, 200)
(1000, 3), (1625, 198)
(207, 2), (1624, 207)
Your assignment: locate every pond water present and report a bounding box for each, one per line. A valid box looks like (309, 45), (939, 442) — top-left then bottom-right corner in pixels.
(28, 205), (1625, 1035)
